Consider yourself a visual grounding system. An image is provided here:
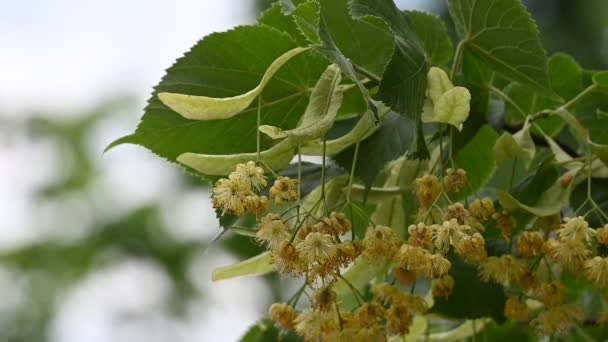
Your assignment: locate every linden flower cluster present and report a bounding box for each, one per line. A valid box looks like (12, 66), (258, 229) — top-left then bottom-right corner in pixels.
(237, 162), (608, 340)
(475, 215), (608, 336)
(211, 161), (299, 216)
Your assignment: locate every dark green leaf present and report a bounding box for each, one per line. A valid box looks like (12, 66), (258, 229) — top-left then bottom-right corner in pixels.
(593, 71), (608, 89)
(447, 0), (552, 96)
(404, 10), (453, 66)
(548, 53), (583, 101)
(432, 255), (507, 322)
(452, 49), (493, 152)
(350, 0), (429, 158)
(334, 112), (415, 188)
(503, 83), (564, 136)
(282, 0), (394, 120)
(258, 2), (308, 45)
(108, 25), (326, 163)
(240, 319), (301, 342)
(453, 125), (499, 200)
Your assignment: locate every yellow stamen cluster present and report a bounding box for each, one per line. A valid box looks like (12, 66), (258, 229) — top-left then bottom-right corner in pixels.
(444, 168), (467, 193)
(531, 304), (584, 336)
(468, 197), (495, 223)
(504, 297), (529, 321)
(545, 216), (594, 271)
(269, 176), (299, 205)
(212, 161), (270, 216)
(414, 175), (441, 208)
(517, 231), (544, 257)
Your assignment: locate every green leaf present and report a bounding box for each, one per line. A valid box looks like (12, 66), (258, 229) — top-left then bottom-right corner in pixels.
(494, 121), (535, 166)
(447, 0), (552, 96)
(371, 158), (407, 237)
(211, 252), (274, 281)
(258, 2), (309, 45)
(157, 47), (310, 121)
(452, 49), (492, 153)
(504, 84), (564, 137)
(334, 112), (415, 188)
(350, 0), (429, 158)
(240, 319), (301, 342)
(496, 159), (581, 216)
(432, 255), (506, 322)
(453, 125), (499, 200)
(259, 64), (343, 141)
(283, 0), (394, 120)
(593, 71), (608, 89)
(548, 53), (583, 101)
(107, 25), (326, 163)
(404, 10), (454, 66)
(284, 0), (321, 44)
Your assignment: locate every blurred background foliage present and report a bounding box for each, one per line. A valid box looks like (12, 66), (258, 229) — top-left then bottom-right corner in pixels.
(0, 0), (606, 341)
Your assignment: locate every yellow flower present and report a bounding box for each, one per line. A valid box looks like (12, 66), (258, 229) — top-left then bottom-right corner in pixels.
(455, 232), (487, 264)
(296, 232), (337, 265)
(429, 253), (452, 278)
(392, 266), (416, 286)
(596, 225), (608, 246)
(517, 231), (544, 258)
(433, 219), (469, 254)
(541, 282), (566, 308)
(468, 198), (495, 223)
(516, 270), (540, 296)
(532, 304), (584, 336)
(422, 67), (471, 131)
(386, 303), (413, 337)
(230, 161), (267, 191)
(294, 308), (338, 341)
(269, 176), (299, 205)
(559, 216), (595, 244)
(584, 256), (608, 289)
(269, 303), (297, 330)
(329, 211), (352, 235)
(372, 283), (405, 306)
(244, 195), (269, 215)
(545, 238), (590, 271)
(444, 168), (467, 193)
(272, 241), (305, 275)
(397, 244), (432, 277)
(407, 222), (433, 248)
(255, 214), (291, 250)
(311, 287), (337, 312)
(211, 178), (250, 216)
(414, 175), (441, 208)
(504, 297), (529, 322)
(479, 255), (524, 285)
(493, 210), (517, 242)
(432, 275), (455, 299)
(362, 225), (400, 264)
(445, 203), (470, 225)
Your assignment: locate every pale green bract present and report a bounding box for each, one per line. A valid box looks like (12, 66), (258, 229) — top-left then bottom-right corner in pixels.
(158, 47), (309, 121)
(421, 67), (471, 130)
(177, 64), (345, 175)
(258, 64), (343, 142)
(494, 119), (536, 166)
(211, 252), (274, 281)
